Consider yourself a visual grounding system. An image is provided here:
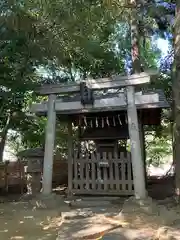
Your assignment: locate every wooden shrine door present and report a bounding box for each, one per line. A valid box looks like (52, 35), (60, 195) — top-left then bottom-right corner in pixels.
(71, 148), (134, 196)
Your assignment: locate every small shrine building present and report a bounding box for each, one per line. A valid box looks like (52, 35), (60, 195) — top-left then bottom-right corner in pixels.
(30, 72), (169, 199)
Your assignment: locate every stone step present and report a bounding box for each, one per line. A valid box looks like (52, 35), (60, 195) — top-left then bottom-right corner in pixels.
(79, 197), (121, 202)
(69, 200), (114, 208)
(65, 196), (122, 202)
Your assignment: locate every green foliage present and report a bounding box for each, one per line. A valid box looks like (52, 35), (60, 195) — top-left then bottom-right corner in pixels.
(4, 0), (129, 153)
(146, 133), (172, 166)
(18, 116), (46, 149)
(0, 0), (173, 167)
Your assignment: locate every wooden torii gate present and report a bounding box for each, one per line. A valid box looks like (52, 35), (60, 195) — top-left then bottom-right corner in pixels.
(31, 72), (163, 199)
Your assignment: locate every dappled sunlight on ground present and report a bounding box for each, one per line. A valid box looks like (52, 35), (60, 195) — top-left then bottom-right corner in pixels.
(103, 201), (180, 239)
(0, 201), (62, 240)
(0, 194), (180, 240)
(120, 212), (161, 229)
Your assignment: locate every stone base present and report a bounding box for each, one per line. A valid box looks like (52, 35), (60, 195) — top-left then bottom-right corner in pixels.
(121, 196), (180, 226)
(157, 205), (180, 225)
(20, 193), (36, 201)
(29, 193), (70, 211)
(121, 196), (158, 215)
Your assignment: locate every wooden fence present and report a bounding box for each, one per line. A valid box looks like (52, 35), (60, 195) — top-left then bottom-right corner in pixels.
(71, 151), (134, 195)
(0, 160), (68, 193)
(0, 161), (26, 193)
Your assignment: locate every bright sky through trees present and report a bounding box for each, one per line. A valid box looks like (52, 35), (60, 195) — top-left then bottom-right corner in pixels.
(157, 38), (169, 56)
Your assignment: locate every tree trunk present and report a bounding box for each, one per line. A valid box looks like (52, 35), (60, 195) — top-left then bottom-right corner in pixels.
(0, 132), (7, 162)
(173, 1), (180, 201)
(0, 115), (11, 162)
(130, 0), (142, 74)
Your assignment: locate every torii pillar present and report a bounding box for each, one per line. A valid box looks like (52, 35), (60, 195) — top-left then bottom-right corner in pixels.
(126, 85), (147, 199)
(42, 94), (56, 195)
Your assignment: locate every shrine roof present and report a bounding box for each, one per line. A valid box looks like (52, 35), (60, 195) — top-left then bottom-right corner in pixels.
(17, 148), (44, 158)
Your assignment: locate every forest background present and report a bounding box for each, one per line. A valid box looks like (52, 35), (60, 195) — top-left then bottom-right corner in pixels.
(0, 0), (176, 172)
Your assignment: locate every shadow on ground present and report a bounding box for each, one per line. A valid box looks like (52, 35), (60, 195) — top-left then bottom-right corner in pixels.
(0, 176), (177, 240)
(0, 201), (62, 240)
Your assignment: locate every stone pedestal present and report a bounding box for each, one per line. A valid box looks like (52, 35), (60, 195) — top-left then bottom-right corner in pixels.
(27, 173), (42, 195)
(26, 158), (42, 195)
